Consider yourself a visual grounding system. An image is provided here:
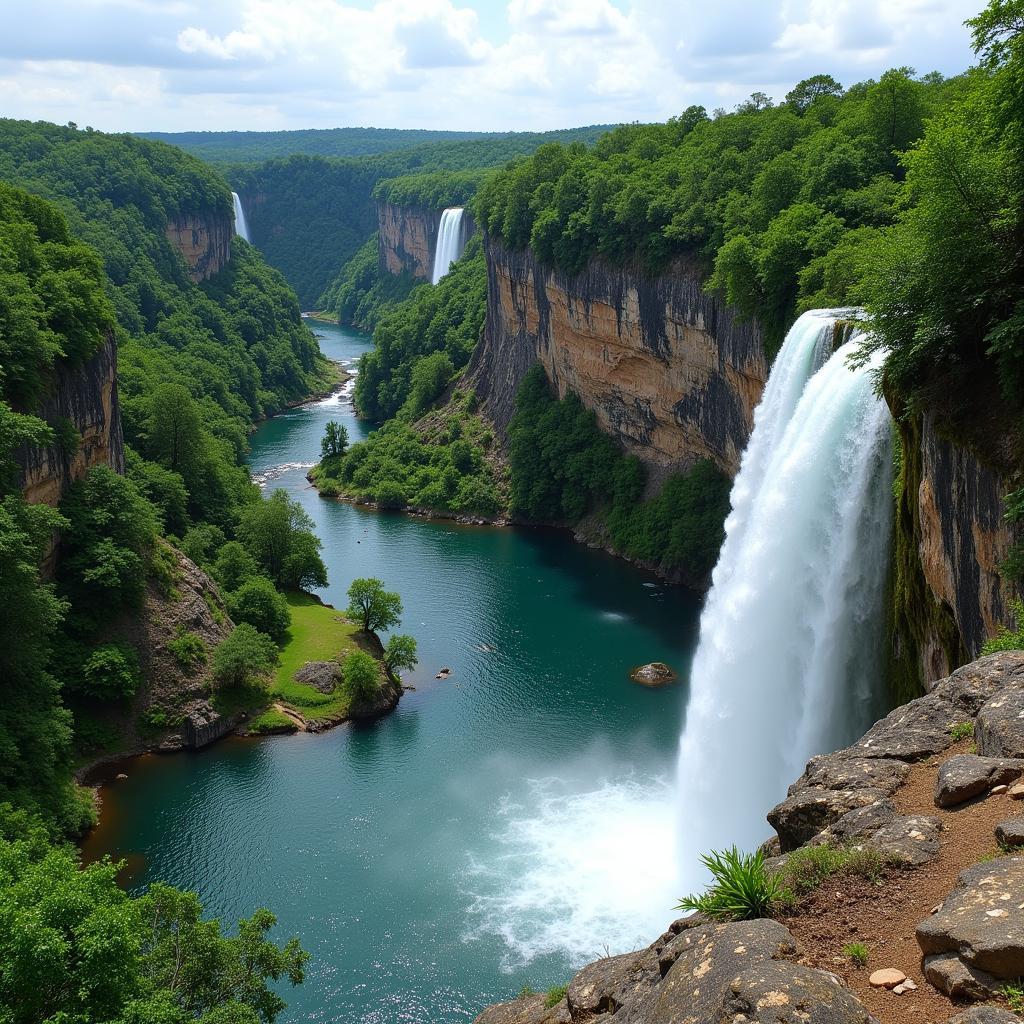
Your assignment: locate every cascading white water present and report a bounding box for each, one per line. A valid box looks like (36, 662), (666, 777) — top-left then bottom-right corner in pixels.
(431, 207), (466, 284)
(675, 309), (894, 890)
(232, 191), (250, 243)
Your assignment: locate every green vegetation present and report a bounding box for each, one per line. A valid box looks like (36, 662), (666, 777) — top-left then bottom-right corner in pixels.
(544, 986), (568, 1009)
(982, 598), (1024, 653)
(230, 127), (612, 307)
(843, 942), (870, 967)
(312, 390), (504, 519)
(676, 847), (787, 921)
(342, 650), (381, 701)
(510, 366), (731, 581)
(372, 169), (483, 209)
(227, 576), (293, 644)
(1002, 979), (1024, 1015)
(317, 234), (419, 329)
(354, 238), (486, 421)
(776, 843), (889, 895)
(0, 806), (306, 1024)
(246, 708), (298, 735)
(212, 624), (278, 688)
(949, 721), (975, 740)
(346, 577), (402, 634)
(141, 125), (613, 165)
(383, 634), (418, 675)
(236, 489), (327, 591)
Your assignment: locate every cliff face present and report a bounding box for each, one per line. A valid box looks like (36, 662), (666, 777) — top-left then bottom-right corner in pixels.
(18, 333), (124, 511)
(469, 238), (768, 479)
(891, 410), (1020, 689)
(165, 210), (232, 282)
(377, 203), (478, 282)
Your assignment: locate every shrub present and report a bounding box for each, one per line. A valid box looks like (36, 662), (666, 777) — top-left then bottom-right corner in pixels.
(212, 624), (277, 687)
(778, 843), (889, 896)
(227, 577), (292, 644)
(80, 643), (140, 701)
(676, 847), (787, 921)
(949, 721), (974, 741)
(343, 650), (381, 701)
(843, 942), (869, 967)
(1001, 980), (1024, 1015)
(212, 541), (262, 592)
(167, 630), (206, 671)
(982, 599), (1024, 654)
(545, 986), (568, 1008)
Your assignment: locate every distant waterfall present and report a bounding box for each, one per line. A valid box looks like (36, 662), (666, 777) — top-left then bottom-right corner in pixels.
(232, 191), (250, 243)
(675, 310), (893, 887)
(431, 207), (467, 285)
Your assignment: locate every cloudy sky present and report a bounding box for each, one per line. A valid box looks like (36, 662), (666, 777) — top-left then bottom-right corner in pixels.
(0, 0), (982, 133)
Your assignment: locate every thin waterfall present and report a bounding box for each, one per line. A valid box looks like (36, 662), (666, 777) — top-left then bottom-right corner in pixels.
(431, 207), (467, 285)
(232, 191), (250, 243)
(675, 309), (894, 889)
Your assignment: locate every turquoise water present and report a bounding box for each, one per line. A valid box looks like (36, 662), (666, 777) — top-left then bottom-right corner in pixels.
(87, 322), (702, 1022)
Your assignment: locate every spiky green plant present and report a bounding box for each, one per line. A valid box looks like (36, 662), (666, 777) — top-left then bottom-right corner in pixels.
(843, 942), (870, 967)
(676, 847), (787, 921)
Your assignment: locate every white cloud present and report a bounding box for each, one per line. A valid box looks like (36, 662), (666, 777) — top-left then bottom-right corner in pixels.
(0, 0), (981, 131)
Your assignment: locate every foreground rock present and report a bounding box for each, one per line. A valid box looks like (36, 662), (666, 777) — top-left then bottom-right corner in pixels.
(945, 1008), (1023, 1024)
(935, 754), (1024, 807)
(976, 682), (1024, 758)
(475, 919), (875, 1024)
(917, 857), (1024, 987)
(995, 816), (1024, 848)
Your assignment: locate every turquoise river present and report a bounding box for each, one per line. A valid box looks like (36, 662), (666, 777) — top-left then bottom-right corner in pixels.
(86, 322), (703, 1023)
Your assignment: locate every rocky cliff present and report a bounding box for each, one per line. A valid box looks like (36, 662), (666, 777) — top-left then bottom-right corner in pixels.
(17, 333), (124, 521)
(475, 651), (1024, 1024)
(468, 239), (768, 481)
(889, 410), (1020, 693)
(165, 209), (232, 282)
(378, 203), (478, 282)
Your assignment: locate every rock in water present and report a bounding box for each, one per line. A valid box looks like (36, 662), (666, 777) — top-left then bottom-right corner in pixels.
(629, 662), (676, 687)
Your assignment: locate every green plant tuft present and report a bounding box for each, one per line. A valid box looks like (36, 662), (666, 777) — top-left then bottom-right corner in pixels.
(677, 847), (788, 921)
(544, 986), (568, 1008)
(843, 942), (870, 967)
(949, 721), (974, 741)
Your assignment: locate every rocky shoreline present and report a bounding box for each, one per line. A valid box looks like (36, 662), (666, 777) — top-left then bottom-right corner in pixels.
(474, 651), (1024, 1024)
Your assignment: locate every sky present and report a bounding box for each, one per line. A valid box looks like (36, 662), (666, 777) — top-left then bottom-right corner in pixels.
(0, 0), (983, 134)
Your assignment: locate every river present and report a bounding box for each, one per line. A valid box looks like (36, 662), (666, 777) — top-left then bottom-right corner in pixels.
(86, 321), (702, 1023)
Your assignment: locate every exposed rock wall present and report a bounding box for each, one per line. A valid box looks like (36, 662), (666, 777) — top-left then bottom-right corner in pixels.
(165, 210), (232, 282)
(468, 238), (768, 479)
(17, 333), (124, 513)
(890, 410), (1020, 690)
(378, 202), (477, 282)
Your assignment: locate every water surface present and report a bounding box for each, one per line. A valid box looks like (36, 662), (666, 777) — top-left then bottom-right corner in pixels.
(88, 321), (701, 1022)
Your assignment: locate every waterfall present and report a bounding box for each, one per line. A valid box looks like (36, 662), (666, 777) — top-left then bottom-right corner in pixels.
(431, 207), (467, 285)
(232, 191), (250, 243)
(675, 309), (894, 890)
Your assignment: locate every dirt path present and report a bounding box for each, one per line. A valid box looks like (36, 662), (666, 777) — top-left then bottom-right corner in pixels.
(781, 738), (1021, 1023)
(272, 702), (308, 731)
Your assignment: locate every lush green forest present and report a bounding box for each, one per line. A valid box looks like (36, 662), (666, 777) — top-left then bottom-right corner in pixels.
(372, 169), (483, 209)
(228, 127), (613, 307)
(141, 124), (613, 165)
(475, 72), (957, 353)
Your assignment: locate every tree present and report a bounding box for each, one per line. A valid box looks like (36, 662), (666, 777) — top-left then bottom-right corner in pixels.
(79, 643), (140, 701)
(237, 490), (327, 591)
(382, 634), (417, 675)
(227, 578), (292, 644)
(145, 383), (204, 476)
(346, 578), (402, 633)
(968, 0), (1024, 67)
(212, 541), (262, 592)
(343, 650), (380, 700)
(212, 624), (276, 687)
(785, 74), (843, 113)
(320, 421), (349, 461)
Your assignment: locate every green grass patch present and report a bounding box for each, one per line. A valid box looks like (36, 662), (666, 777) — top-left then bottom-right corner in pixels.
(246, 709), (298, 734)
(544, 986), (568, 1008)
(776, 843), (892, 897)
(1002, 980), (1024, 1014)
(949, 721), (973, 741)
(843, 942), (870, 967)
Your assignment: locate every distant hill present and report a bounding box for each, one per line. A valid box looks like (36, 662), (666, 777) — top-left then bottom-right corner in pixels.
(138, 125), (615, 164)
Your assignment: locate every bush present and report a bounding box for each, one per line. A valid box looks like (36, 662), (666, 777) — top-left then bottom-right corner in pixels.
(227, 577), (292, 644)
(212, 624), (277, 687)
(212, 541), (262, 592)
(343, 650), (380, 700)
(676, 847), (788, 921)
(545, 986), (568, 1009)
(843, 942), (869, 967)
(167, 630), (206, 671)
(80, 644), (140, 701)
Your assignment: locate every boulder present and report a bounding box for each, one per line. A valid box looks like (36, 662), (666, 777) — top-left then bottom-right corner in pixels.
(922, 953), (999, 1000)
(473, 994), (556, 1024)
(935, 754), (1024, 807)
(976, 683), (1024, 759)
(995, 816), (1024, 849)
(293, 661), (342, 694)
(932, 652), (1024, 714)
(768, 787), (889, 851)
(795, 753), (910, 794)
(813, 801), (942, 865)
(629, 662), (676, 687)
(567, 948), (660, 1017)
(916, 857), (1024, 979)
(851, 693), (960, 761)
(944, 1008), (1024, 1024)
(181, 700), (238, 749)
(719, 961), (875, 1023)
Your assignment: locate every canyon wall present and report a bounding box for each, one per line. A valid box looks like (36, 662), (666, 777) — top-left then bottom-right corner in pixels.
(891, 410), (1020, 690)
(18, 334), (124, 510)
(378, 203), (477, 282)
(468, 238), (768, 480)
(165, 210), (232, 282)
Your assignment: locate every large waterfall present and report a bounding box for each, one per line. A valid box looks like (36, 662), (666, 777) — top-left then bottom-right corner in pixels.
(675, 309), (894, 887)
(232, 191), (250, 243)
(431, 207), (467, 285)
